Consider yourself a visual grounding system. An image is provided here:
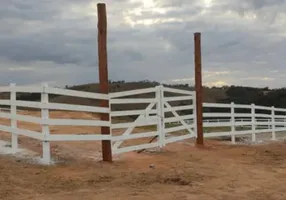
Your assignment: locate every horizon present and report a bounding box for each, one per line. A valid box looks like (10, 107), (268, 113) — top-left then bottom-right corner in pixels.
(45, 80), (279, 90)
(0, 78), (282, 90)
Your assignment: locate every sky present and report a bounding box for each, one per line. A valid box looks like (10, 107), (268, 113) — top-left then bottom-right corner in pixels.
(0, 0), (286, 88)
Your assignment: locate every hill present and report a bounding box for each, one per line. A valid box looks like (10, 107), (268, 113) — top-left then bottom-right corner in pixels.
(52, 80), (227, 105)
(46, 82), (286, 116)
(49, 81), (227, 119)
(3, 80), (286, 113)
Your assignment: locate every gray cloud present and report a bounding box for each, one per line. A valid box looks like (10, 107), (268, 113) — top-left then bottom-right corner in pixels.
(0, 0), (285, 88)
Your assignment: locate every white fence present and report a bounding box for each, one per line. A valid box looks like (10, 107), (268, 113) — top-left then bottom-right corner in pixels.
(0, 83), (111, 164)
(202, 103), (286, 143)
(0, 83), (286, 164)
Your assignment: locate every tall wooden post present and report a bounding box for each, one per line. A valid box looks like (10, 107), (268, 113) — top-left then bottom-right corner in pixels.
(97, 3), (112, 162)
(194, 32), (204, 146)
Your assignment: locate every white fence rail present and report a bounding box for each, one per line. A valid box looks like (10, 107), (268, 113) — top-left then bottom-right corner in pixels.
(0, 83), (286, 164)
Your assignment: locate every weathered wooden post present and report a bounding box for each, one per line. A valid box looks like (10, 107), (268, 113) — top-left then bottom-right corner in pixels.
(97, 3), (112, 162)
(194, 32), (204, 146)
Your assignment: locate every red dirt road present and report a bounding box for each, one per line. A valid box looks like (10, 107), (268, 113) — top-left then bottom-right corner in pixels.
(1, 140), (286, 200)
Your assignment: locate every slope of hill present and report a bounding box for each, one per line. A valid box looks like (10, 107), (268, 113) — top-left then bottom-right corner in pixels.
(51, 81), (227, 105)
(3, 81), (285, 112)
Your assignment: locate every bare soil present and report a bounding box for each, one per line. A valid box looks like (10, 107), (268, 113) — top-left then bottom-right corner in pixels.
(1, 111), (286, 200)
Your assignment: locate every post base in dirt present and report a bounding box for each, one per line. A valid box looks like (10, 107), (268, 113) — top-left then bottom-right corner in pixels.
(99, 102), (112, 162)
(42, 141), (51, 165)
(231, 135), (236, 144)
(10, 83), (18, 150)
(101, 128), (112, 162)
(271, 129), (276, 141)
(101, 143), (112, 162)
(11, 135), (18, 151)
(230, 102), (235, 144)
(195, 141), (206, 149)
(271, 106), (276, 141)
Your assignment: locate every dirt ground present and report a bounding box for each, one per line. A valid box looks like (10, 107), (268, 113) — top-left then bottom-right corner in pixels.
(1, 111), (286, 200)
(1, 140), (286, 200)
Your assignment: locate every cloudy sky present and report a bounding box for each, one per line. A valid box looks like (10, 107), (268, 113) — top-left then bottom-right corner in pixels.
(0, 0), (285, 88)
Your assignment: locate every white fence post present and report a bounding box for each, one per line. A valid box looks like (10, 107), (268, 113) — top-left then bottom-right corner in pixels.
(251, 104), (256, 142)
(10, 83), (18, 150)
(41, 83), (51, 164)
(271, 106), (276, 140)
(156, 85), (165, 147)
(230, 102), (235, 144)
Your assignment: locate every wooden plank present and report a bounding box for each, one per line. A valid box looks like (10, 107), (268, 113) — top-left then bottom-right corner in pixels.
(110, 87), (156, 98)
(0, 100), (11, 106)
(110, 108), (157, 117)
(165, 124), (194, 133)
(163, 95), (193, 102)
(233, 104), (252, 109)
(203, 103), (232, 108)
(255, 114), (271, 118)
(163, 87), (194, 96)
(110, 98), (155, 104)
(111, 131), (158, 141)
(47, 134), (111, 141)
(203, 113), (232, 117)
(274, 107), (286, 112)
(111, 102), (156, 149)
(0, 112), (43, 124)
(47, 119), (110, 127)
(14, 86), (42, 93)
(274, 115), (286, 119)
(111, 116), (158, 129)
(234, 113), (252, 117)
(0, 125), (43, 140)
(255, 105), (272, 111)
(164, 114), (194, 123)
(203, 122), (232, 127)
(164, 105), (194, 112)
(46, 87), (109, 100)
(11, 100), (109, 113)
(164, 102), (194, 134)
